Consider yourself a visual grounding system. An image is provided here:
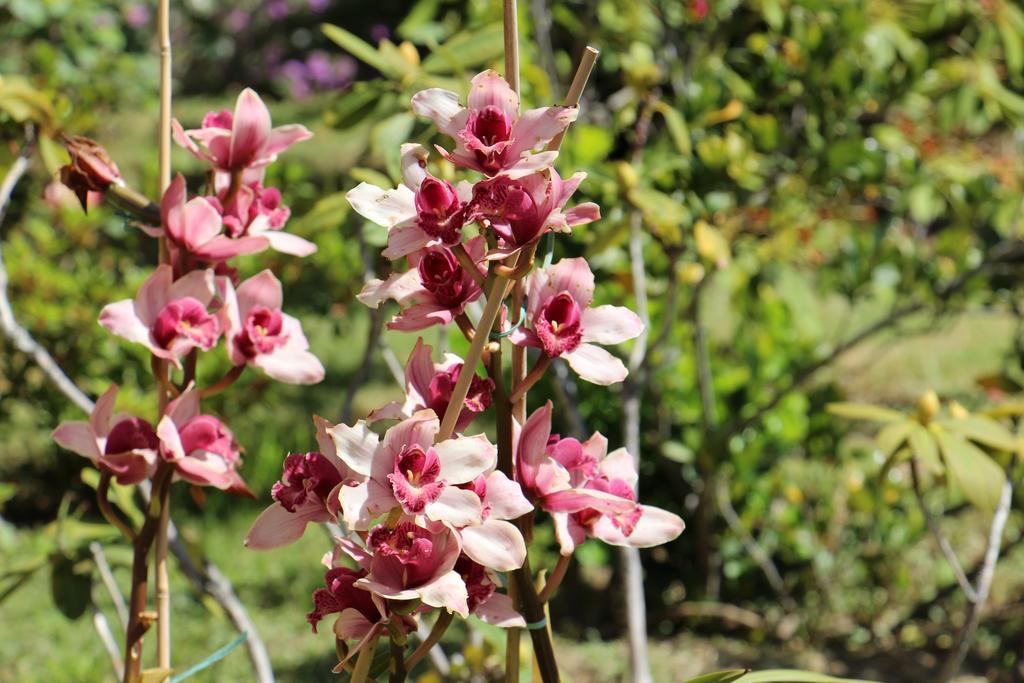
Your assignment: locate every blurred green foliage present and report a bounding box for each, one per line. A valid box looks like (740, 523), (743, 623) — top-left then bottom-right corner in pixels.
(3, 0), (1024, 680)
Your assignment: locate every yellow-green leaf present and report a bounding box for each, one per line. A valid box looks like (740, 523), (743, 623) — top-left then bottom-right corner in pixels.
(323, 24), (405, 78)
(934, 430), (1007, 510)
(939, 416), (1019, 453)
(140, 668), (173, 683)
(684, 671), (749, 683)
(909, 425), (943, 475)
(739, 671), (880, 683)
(875, 419), (913, 457)
(826, 402), (904, 423)
(654, 101), (692, 157)
(694, 220), (731, 268)
(421, 24), (505, 74)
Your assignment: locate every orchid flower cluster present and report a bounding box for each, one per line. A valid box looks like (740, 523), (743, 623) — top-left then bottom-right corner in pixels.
(52, 90), (322, 674)
(246, 70), (684, 677)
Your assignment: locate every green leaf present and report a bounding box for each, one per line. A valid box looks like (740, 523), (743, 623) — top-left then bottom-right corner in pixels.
(934, 429), (1007, 510)
(826, 402), (904, 423)
(654, 101), (692, 157)
(323, 24), (404, 78)
(739, 670), (881, 683)
(50, 554), (91, 620)
(626, 187), (688, 244)
(421, 23), (504, 74)
(939, 416), (1019, 453)
(684, 670), (749, 683)
(875, 420), (913, 458)
(371, 112), (415, 180)
(909, 425), (943, 475)
(569, 124), (614, 166)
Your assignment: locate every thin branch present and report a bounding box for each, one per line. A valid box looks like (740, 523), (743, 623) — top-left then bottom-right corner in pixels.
(91, 542), (129, 629)
(92, 602), (125, 680)
(716, 478), (798, 613)
(537, 554), (572, 603)
(910, 458), (977, 602)
(413, 618), (450, 676)
(937, 477), (1013, 682)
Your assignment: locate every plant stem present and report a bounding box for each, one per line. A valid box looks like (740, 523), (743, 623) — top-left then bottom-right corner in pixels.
(453, 243), (486, 288)
(537, 554), (571, 603)
(546, 46), (599, 152)
(503, 0), (519, 94)
(200, 364), (245, 399)
(97, 471), (138, 543)
(406, 611), (453, 669)
(349, 640), (377, 683)
(508, 355), (551, 405)
(389, 634), (407, 683)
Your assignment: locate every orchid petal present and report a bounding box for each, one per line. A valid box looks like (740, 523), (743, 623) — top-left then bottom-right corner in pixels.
(434, 434), (496, 484)
(581, 305), (644, 345)
(564, 343), (628, 385)
(460, 520), (527, 572)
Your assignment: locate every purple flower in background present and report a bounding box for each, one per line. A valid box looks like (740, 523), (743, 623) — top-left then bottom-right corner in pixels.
(277, 52), (357, 99)
(124, 3), (150, 28)
(267, 0), (291, 21)
(308, 0), (329, 12)
(370, 23), (391, 44)
(225, 9), (251, 33)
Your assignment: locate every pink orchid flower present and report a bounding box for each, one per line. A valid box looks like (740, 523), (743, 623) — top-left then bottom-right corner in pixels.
(99, 265), (220, 369)
(330, 410), (529, 572)
(346, 144), (471, 260)
(146, 175), (315, 264)
(246, 415), (365, 550)
(456, 555), (525, 628)
(412, 70), (577, 177)
(173, 88), (312, 184)
(510, 258), (643, 385)
(329, 410), (494, 530)
(515, 402), (684, 555)
(156, 386), (249, 493)
(206, 181), (316, 257)
(357, 236), (486, 331)
(468, 168), (600, 257)
(218, 270), (325, 385)
(368, 338), (493, 432)
(357, 517), (470, 617)
(52, 385), (158, 485)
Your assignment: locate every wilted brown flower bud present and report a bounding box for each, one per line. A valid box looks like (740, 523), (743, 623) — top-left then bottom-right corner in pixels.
(58, 135), (122, 212)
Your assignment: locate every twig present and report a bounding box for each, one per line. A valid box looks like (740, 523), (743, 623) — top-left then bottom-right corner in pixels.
(508, 355), (551, 405)
(937, 477), (1013, 682)
(97, 472), (138, 543)
(349, 638), (377, 683)
(618, 95), (656, 683)
(910, 458), (977, 602)
(716, 478), (797, 612)
(547, 47), (599, 152)
(502, 0), (520, 95)
(155, 0), (174, 666)
(91, 542), (129, 628)
(92, 602), (125, 680)
(671, 601), (765, 630)
(453, 243), (486, 288)
(537, 554), (571, 603)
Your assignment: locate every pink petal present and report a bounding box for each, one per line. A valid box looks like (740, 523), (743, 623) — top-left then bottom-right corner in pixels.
(338, 480), (395, 530)
(230, 88), (272, 168)
(382, 410), (440, 456)
(333, 608), (376, 642)
(346, 182), (416, 228)
(165, 386), (200, 426)
(193, 235), (269, 261)
(517, 402), (553, 485)
(160, 174), (187, 228)
(382, 223), (433, 261)
(388, 303), (456, 331)
(253, 347), (325, 384)
(357, 270), (422, 309)
(172, 121), (214, 164)
(134, 265), (174, 325)
(264, 124), (313, 157)
(434, 434), (496, 484)
(501, 151), (561, 179)
(598, 447), (638, 488)
(180, 197), (224, 249)
(327, 421), (380, 476)
(467, 70), (519, 120)
(552, 511), (586, 555)
(367, 401), (409, 424)
(581, 305), (644, 345)
(483, 471), (533, 520)
(99, 450), (157, 485)
(460, 520), (526, 572)
(167, 268), (217, 307)
(507, 106), (578, 160)
(236, 269), (283, 312)
(564, 202), (601, 227)
(98, 299), (153, 348)
(474, 592), (525, 628)
(52, 421), (101, 461)
(541, 258), (594, 309)
(89, 384), (119, 437)
(414, 570), (469, 616)
(258, 230), (317, 257)
(564, 343), (628, 385)
(410, 88), (469, 137)
(590, 505), (685, 548)
(175, 450), (235, 488)
(244, 501), (327, 549)
(405, 338), (435, 403)
(355, 577), (421, 603)
(156, 415), (186, 461)
(399, 143), (429, 190)
(425, 487), (484, 526)
(543, 488), (637, 515)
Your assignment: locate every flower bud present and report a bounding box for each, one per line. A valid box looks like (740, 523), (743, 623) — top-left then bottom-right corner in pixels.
(59, 135), (122, 211)
(916, 390), (940, 424)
